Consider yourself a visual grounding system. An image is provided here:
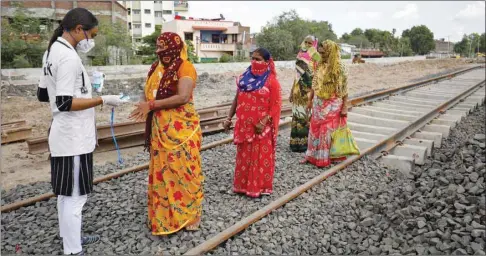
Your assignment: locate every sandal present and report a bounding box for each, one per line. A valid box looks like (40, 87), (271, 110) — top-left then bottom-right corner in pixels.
(185, 216), (201, 231)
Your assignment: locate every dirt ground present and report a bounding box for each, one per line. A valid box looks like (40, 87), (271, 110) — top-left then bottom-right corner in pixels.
(0, 58), (470, 190)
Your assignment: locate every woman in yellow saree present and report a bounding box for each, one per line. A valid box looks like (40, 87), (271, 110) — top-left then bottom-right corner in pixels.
(129, 32), (203, 235)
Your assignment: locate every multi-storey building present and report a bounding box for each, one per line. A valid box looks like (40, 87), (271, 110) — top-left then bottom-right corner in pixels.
(162, 19), (251, 62)
(118, 0), (189, 44)
(1, 0), (128, 28)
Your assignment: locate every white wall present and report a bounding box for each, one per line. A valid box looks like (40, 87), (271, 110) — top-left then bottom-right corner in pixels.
(140, 1), (155, 37)
(1, 56), (429, 84)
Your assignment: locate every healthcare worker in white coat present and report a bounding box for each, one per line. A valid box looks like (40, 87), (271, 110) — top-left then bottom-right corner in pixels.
(37, 8), (125, 255)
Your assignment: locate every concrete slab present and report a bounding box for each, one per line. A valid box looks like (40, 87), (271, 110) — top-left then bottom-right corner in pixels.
(381, 99), (437, 110)
(347, 122), (398, 135)
(431, 118), (456, 128)
(350, 108), (417, 122)
(405, 92), (451, 101)
(372, 102), (431, 112)
(412, 130), (442, 148)
(439, 114), (463, 122)
(390, 144), (427, 165)
(354, 137), (378, 151)
(381, 155), (415, 175)
(347, 112), (410, 129)
(403, 138), (434, 157)
(387, 96), (439, 107)
(351, 130), (388, 141)
(360, 106), (425, 116)
(422, 124), (451, 138)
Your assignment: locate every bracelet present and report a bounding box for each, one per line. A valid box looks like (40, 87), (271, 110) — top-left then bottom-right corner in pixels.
(149, 100), (155, 110)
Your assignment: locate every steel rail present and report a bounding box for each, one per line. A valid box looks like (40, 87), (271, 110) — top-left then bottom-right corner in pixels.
(183, 69), (485, 255)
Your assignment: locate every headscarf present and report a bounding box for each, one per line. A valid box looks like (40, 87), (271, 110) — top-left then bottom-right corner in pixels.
(237, 48), (277, 92)
(313, 40), (347, 99)
(144, 32), (188, 150)
(296, 35), (319, 70)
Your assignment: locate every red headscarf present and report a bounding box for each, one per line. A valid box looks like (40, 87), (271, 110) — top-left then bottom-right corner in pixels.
(144, 32), (185, 150)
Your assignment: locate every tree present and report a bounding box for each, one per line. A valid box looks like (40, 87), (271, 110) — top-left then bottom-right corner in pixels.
(137, 25), (161, 64)
(346, 35), (371, 48)
(364, 28), (381, 48)
(340, 33), (351, 42)
(255, 26), (294, 60)
(255, 10), (337, 60)
(350, 28), (364, 37)
(1, 10), (51, 68)
(401, 25), (435, 55)
(185, 40), (197, 63)
(87, 19), (133, 66)
(396, 37), (414, 56)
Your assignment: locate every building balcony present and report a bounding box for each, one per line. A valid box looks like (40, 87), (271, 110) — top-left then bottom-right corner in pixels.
(200, 43), (236, 52)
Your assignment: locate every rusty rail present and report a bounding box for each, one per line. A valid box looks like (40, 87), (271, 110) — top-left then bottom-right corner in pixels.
(1, 120), (33, 144)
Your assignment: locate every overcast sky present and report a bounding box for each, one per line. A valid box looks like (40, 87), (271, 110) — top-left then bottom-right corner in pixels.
(187, 1), (485, 42)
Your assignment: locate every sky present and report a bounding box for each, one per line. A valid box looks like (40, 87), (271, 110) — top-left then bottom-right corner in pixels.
(187, 1), (485, 42)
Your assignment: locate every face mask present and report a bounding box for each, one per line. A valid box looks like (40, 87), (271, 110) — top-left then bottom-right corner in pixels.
(76, 30), (95, 53)
(251, 60), (269, 76)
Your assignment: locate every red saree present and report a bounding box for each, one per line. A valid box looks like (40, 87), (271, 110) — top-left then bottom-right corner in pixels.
(233, 74), (282, 197)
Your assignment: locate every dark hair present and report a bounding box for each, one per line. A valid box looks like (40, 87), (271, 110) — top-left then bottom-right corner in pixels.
(48, 8), (99, 50)
(253, 48), (271, 61)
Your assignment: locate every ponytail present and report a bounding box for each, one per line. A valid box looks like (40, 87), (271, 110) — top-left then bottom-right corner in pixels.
(48, 25), (64, 50)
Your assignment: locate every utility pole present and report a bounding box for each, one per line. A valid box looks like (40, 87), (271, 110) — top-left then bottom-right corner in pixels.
(447, 35), (450, 58)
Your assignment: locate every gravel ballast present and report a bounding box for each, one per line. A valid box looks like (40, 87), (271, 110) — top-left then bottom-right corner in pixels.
(2, 105), (484, 255)
(210, 104), (486, 255)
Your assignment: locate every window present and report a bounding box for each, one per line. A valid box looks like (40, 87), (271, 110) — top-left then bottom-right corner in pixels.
(135, 38), (142, 43)
(184, 32), (193, 41)
(154, 1), (162, 3)
(144, 9), (151, 14)
(128, 22), (132, 30)
(132, 9), (141, 14)
(145, 23), (152, 28)
(127, 8), (131, 15)
(155, 11), (163, 17)
(134, 23), (141, 29)
(162, 10), (172, 15)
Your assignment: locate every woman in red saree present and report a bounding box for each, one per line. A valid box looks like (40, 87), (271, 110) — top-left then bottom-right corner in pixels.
(304, 40), (350, 167)
(223, 48), (282, 198)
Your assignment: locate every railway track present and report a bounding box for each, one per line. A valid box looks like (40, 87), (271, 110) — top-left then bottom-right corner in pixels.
(24, 99), (291, 154)
(1, 65), (485, 255)
(1, 120), (32, 144)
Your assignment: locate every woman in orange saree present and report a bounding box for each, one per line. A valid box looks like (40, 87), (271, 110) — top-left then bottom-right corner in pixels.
(129, 32), (203, 235)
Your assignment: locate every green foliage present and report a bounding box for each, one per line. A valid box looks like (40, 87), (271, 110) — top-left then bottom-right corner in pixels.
(350, 28), (364, 37)
(219, 53), (233, 63)
(454, 33), (486, 57)
(1, 10), (51, 68)
(341, 54), (351, 59)
(89, 19), (132, 66)
(185, 40), (198, 63)
(255, 10), (337, 60)
(401, 25), (435, 55)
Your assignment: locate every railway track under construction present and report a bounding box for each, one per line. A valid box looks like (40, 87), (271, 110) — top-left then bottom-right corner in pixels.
(2, 65), (485, 255)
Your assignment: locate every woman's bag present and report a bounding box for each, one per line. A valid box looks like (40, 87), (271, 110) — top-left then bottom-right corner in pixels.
(330, 117), (360, 158)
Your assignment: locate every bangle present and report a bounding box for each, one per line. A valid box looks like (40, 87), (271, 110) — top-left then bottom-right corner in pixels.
(149, 100), (155, 110)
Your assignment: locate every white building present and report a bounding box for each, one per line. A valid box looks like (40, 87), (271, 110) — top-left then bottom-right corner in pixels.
(338, 43), (357, 57)
(118, 1), (189, 44)
(162, 19), (251, 62)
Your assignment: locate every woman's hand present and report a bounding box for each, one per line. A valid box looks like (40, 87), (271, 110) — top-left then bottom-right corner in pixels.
(255, 123), (264, 134)
(223, 119), (232, 131)
(306, 100), (313, 111)
(129, 101), (150, 122)
(340, 105), (348, 117)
